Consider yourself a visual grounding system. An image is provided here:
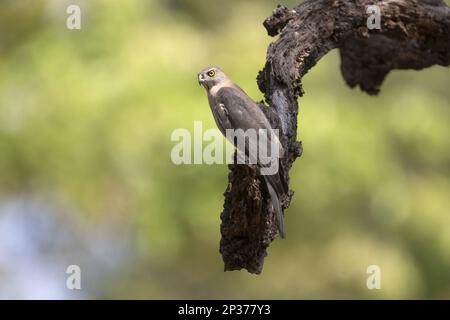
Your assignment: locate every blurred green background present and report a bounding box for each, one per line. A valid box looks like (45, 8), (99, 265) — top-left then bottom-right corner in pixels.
(0, 0), (449, 299)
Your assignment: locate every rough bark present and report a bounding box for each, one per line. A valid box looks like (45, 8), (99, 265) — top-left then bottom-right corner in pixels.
(220, 0), (450, 274)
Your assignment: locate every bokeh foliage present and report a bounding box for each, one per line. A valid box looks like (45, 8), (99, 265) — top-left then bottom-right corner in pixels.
(0, 0), (449, 299)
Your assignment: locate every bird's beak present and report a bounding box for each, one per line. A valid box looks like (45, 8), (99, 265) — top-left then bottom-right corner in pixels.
(198, 74), (205, 86)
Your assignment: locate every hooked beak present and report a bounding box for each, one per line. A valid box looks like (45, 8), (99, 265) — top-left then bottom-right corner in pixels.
(198, 74), (205, 86)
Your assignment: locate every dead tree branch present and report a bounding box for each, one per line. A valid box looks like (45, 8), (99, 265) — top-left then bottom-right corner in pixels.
(220, 0), (450, 274)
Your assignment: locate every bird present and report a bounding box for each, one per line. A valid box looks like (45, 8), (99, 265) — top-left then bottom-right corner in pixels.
(198, 66), (288, 238)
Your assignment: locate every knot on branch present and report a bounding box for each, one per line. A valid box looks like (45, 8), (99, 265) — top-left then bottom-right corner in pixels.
(263, 4), (297, 36)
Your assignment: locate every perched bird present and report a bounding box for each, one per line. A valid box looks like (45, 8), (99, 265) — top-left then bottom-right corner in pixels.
(198, 66), (288, 238)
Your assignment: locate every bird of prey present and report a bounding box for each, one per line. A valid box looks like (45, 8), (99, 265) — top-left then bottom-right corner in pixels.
(198, 66), (288, 238)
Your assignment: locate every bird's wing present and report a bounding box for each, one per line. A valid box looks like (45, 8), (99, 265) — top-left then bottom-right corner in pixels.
(215, 86), (268, 131)
(216, 86), (283, 162)
(211, 103), (234, 136)
(215, 87), (260, 163)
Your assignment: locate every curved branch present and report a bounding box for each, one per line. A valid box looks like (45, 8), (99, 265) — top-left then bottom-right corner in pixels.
(220, 0), (450, 274)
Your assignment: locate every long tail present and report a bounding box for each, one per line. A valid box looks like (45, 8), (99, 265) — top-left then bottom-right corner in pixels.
(264, 176), (286, 239)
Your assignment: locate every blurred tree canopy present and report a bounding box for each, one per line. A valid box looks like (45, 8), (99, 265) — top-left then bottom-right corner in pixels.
(0, 0), (449, 299)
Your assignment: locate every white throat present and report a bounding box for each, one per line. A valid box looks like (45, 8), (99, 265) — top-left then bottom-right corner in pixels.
(210, 80), (233, 96)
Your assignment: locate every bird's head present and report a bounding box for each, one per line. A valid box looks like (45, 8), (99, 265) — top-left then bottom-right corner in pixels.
(198, 66), (227, 90)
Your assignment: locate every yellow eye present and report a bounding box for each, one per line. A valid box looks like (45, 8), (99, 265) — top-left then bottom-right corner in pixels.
(207, 70), (215, 77)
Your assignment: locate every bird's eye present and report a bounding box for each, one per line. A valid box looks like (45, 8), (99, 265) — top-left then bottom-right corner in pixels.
(207, 70), (215, 77)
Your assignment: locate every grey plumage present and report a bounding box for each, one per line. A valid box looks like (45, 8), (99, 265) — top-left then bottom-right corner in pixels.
(198, 66), (287, 238)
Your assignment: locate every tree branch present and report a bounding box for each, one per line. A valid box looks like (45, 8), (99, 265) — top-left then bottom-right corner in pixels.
(220, 0), (450, 274)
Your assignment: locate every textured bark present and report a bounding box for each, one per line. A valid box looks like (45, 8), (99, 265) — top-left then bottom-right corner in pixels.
(220, 0), (450, 274)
